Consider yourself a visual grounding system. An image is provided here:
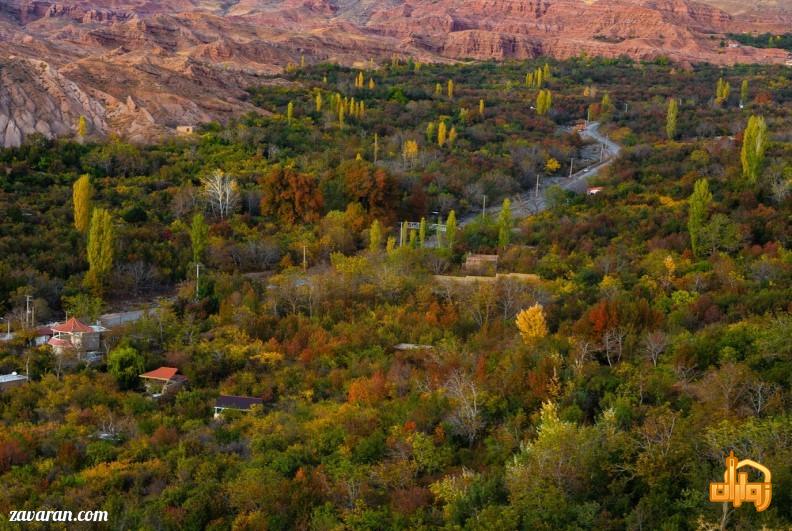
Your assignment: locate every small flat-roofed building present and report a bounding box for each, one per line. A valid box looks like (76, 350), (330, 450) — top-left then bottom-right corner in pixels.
(214, 395), (264, 418)
(587, 186), (604, 195)
(393, 343), (435, 351)
(139, 367), (188, 397)
(176, 125), (196, 135)
(0, 372), (28, 392)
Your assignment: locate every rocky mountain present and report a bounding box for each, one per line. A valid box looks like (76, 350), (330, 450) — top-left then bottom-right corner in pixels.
(1, 0), (789, 147)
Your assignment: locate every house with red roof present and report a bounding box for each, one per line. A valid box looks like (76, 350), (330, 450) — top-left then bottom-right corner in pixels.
(139, 367), (188, 397)
(47, 317), (108, 363)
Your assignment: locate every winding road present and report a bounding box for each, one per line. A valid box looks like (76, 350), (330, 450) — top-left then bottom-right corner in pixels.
(458, 121), (621, 227)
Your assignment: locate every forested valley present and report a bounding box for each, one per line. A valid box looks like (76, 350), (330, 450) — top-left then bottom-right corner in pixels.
(0, 57), (790, 530)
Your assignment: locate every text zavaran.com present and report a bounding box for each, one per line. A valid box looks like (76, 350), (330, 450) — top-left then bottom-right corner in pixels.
(7, 510), (109, 523)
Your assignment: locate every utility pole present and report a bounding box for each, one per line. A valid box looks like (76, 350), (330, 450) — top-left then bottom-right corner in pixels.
(25, 295), (33, 329)
(535, 173), (541, 199)
(302, 245), (307, 271)
(195, 263), (202, 301)
(569, 158), (574, 178)
(482, 195), (487, 218)
(600, 143), (605, 162)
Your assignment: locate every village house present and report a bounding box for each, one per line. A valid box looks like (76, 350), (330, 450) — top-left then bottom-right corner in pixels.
(214, 395), (264, 418)
(139, 367), (188, 397)
(47, 317), (108, 364)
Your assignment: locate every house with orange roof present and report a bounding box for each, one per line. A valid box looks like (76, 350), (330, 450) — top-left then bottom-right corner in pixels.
(47, 317), (108, 363)
(139, 366), (188, 397)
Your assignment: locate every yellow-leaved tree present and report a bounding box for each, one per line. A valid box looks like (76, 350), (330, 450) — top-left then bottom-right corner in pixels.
(437, 121), (447, 147)
(545, 158), (561, 174)
(77, 115), (88, 139)
(516, 304), (548, 344)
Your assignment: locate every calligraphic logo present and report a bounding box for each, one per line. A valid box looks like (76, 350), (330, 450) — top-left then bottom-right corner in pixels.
(709, 451), (771, 512)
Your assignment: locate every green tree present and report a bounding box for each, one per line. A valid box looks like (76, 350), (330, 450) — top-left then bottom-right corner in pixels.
(498, 198), (512, 248)
(740, 115), (768, 185)
(698, 213), (742, 256)
(666, 98), (678, 140)
(740, 79), (749, 106)
(107, 343), (145, 390)
(61, 293), (103, 322)
(287, 101), (294, 124)
(72, 174), (93, 233)
(446, 210), (457, 250)
(190, 212), (209, 264)
(427, 122), (436, 143)
(85, 208), (114, 293)
(687, 178), (712, 258)
(419, 217), (427, 248)
(447, 79), (455, 99)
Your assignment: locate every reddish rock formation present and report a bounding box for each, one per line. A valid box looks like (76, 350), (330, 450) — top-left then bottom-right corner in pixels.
(0, 0), (789, 146)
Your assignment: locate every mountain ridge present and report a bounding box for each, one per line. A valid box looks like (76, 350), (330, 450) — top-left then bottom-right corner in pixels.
(1, 0), (790, 147)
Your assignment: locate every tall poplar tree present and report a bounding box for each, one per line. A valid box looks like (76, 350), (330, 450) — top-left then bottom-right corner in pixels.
(190, 212), (209, 264)
(73, 174), (93, 233)
(437, 121), (447, 147)
(86, 208), (114, 293)
(77, 116), (88, 140)
(369, 220), (382, 252)
(716, 77), (730, 105)
(448, 127), (458, 147)
(445, 210), (457, 251)
(688, 179), (712, 258)
(666, 98), (678, 140)
(741, 115), (767, 184)
(498, 198), (512, 248)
